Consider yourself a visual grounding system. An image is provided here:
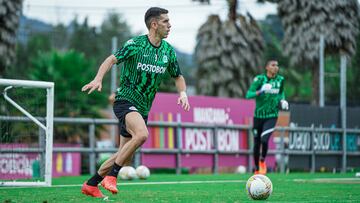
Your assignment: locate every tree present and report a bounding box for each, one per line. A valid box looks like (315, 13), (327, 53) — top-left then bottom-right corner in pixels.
(12, 33), (52, 79)
(271, 0), (360, 105)
(68, 13), (135, 94)
(0, 0), (22, 76)
(349, 17), (360, 105)
(195, 0), (264, 97)
(98, 12), (133, 59)
(68, 17), (101, 62)
(52, 24), (69, 51)
(260, 14), (312, 102)
(28, 50), (107, 140)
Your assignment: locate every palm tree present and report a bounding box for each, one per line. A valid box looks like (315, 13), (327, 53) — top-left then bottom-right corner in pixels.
(270, 0), (360, 105)
(194, 0), (265, 97)
(0, 0), (23, 76)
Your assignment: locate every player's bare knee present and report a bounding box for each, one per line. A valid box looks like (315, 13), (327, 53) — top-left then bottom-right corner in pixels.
(134, 130), (148, 144)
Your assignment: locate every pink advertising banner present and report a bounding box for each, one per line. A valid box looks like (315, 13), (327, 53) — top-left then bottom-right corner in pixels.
(0, 144), (81, 180)
(141, 93), (276, 171)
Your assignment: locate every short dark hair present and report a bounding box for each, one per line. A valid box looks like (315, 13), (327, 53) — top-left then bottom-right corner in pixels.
(266, 60), (277, 67)
(144, 7), (168, 29)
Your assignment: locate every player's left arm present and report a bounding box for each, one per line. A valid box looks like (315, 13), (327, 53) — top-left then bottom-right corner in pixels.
(175, 75), (190, 111)
(168, 48), (190, 111)
(279, 78), (289, 110)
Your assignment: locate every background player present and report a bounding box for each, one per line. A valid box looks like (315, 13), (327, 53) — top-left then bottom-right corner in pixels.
(245, 60), (288, 175)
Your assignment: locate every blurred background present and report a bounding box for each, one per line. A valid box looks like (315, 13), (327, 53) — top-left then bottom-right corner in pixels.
(1, 0), (359, 104)
(1, 0), (360, 179)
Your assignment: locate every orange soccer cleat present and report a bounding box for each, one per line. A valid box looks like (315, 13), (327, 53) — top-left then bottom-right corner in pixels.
(101, 176), (118, 194)
(81, 182), (104, 198)
(254, 170), (260, 175)
(259, 160), (267, 175)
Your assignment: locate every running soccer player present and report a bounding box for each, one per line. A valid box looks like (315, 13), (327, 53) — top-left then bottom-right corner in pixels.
(245, 60), (288, 175)
(81, 7), (190, 198)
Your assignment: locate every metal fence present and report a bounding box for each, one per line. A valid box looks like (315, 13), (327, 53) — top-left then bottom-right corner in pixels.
(1, 116), (359, 175)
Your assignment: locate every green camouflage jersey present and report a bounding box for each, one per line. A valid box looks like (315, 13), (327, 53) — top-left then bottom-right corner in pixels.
(246, 74), (285, 119)
(114, 35), (182, 116)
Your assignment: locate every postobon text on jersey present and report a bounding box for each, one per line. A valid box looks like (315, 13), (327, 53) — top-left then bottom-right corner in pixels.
(137, 62), (166, 74)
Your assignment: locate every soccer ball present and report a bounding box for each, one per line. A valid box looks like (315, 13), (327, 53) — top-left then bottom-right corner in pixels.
(246, 174), (273, 200)
(119, 166), (137, 180)
(136, 165), (150, 179)
(235, 165), (247, 174)
(119, 166), (129, 180)
(127, 166), (137, 179)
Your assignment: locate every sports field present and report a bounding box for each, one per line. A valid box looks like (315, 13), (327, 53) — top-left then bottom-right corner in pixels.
(1, 173), (359, 202)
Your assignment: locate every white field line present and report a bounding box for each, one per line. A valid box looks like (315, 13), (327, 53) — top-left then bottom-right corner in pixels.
(0, 179), (246, 189)
(294, 178), (360, 183)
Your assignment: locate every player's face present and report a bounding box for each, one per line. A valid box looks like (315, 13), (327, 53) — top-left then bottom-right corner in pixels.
(266, 61), (279, 76)
(155, 14), (171, 39)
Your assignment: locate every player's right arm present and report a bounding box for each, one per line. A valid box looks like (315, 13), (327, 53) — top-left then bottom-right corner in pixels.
(82, 38), (140, 95)
(81, 55), (118, 94)
(245, 75), (263, 99)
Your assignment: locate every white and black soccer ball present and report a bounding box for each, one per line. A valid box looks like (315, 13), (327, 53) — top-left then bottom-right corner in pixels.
(119, 166), (137, 180)
(136, 165), (150, 179)
(246, 174), (273, 200)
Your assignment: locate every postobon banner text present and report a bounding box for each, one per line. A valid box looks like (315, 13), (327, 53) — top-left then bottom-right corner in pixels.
(184, 129), (239, 151)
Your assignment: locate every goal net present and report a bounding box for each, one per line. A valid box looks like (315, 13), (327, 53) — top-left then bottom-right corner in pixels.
(0, 79), (54, 187)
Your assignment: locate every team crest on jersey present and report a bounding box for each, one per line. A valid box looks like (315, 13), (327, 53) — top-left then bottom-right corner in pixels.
(163, 55), (168, 63)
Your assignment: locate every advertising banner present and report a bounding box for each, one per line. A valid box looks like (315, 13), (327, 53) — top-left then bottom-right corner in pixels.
(141, 93), (276, 170)
(287, 104), (360, 170)
(0, 144), (81, 180)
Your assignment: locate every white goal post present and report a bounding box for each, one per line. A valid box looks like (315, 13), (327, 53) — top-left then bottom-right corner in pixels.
(0, 79), (54, 187)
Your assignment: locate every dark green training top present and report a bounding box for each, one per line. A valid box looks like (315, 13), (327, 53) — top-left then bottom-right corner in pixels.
(114, 35), (182, 116)
(246, 74), (285, 119)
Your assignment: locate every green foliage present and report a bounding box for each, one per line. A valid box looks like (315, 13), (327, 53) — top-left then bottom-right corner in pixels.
(28, 50), (107, 118)
(309, 17), (360, 105)
(98, 12), (133, 58)
(349, 19), (360, 104)
(276, 50), (360, 105)
(68, 18), (101, 62)
(63, 13), (134, 66)
(260, 13), (360, 104)
(274, 0), (359, 104)
(264, 41), (313, 102)
(67, 13), (134, 93)
(26, 50), (108, 140)
(27, 33), (52, 52)
(261, 17), (312, 102)
(11, 33), (52, 79)
(52, 24), (69, 50)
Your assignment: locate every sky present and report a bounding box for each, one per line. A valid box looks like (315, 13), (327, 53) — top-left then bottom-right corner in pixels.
(22, 0), (277, 54)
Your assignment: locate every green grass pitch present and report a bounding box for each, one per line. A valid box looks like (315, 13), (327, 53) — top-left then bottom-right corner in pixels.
(1, 173), (359, 202)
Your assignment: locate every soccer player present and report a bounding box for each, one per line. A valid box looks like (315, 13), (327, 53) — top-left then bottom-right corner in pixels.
(245, 60), (288, 175)
(81, 7), (190, 198)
